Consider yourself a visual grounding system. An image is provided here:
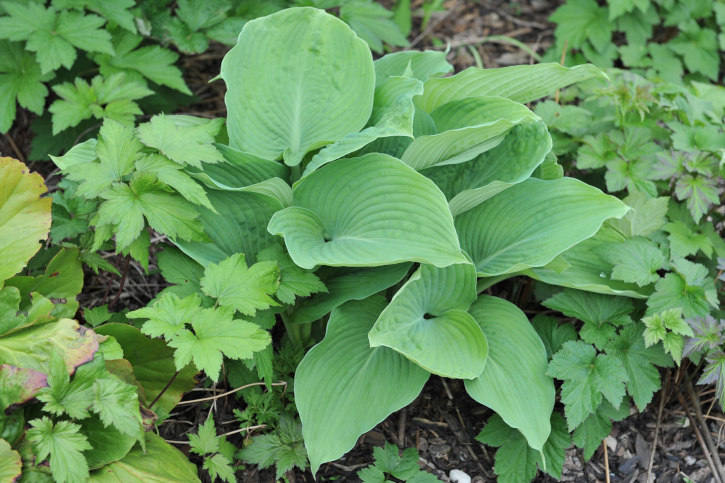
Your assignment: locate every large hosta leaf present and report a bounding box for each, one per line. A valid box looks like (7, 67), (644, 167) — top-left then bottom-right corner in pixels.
(464, 295), (555, 454)
(269, 154), (467, 269)
(422, 121), (552, 216)
(187, 144), (290, 190)
(88, 432), (200, 483)
(302, 74), (423, 176)
(94, 324), (198, 413)
(456, 178), (630, 277)
(176, 189), (284, 267)
(400, 96), (538, 171)
(416, 63), (607, 113)
(289, 264), (412, 324)
(221, 7), (375, 166)
(295, 297), (429, 475)
(0, 319), (98, 375)
(525, 226), (651, 299)
(368, 262), (487, 379)
(0, 157), (52, 285)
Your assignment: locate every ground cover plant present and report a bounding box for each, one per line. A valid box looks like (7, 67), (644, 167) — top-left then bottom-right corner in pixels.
(2, 2), (725, 483)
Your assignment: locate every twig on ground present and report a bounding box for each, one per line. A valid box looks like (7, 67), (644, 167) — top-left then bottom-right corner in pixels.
(177, 381), (287, 405)
(647, 369), (669, 483)
(679, 393), (723, 483)
(686, 378), (725, 481)
(441, 378), (453, 400)
(603, 440), (610, 483)
(109, 255), (131, 309)
(397, 407), (407, 447)
(4, 132), (24, 162)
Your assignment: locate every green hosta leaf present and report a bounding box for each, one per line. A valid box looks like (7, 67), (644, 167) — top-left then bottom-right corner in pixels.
(288, 264), (412, 324)
(416, 63), (607, 113)
(175, 189), (285, 268)
(464, 296), (555, 453)
(256, 243), (326, 305)
(605, 323), (673, 410)
(94, 324), (199, 413)
(79, 417), (136, 470)
(421, 121), (552, 216)
(369, 262), (486, 379)
(189, 144), (290, 190)
(221, 7), (374, 166)
(547, 340), (629, 430)
(373, 50), (453, 85)
(295, 297), (429, 475)
(269, 154), (467, 269)
(0, 2), (113, 74)
(525, 226), (651, 298)
(87, 432), (200, 483)
(550, 0), (614, 51)
(531, 315), (578, 360)
(646, 258), (716, 319)
(572, 398), (629, 461)
(0, 40), (54, 133)
(303, 74), (423, 176)
(168, 305), (270, 381)
(97, 171), (207, 250)
(128, 293), (203, 339)
(339, 0), (409, 53)
(0, 438), (21, 483)
(27, 417), (92, 483)
(49, 74), (153, 134)
(200, 253), (280, 316)
(0, 157), (51, 284)
(476, 412), (570, 482)
(60, 119), (142, 199)
(189, 417), (219, 456)
(155, 245), (214, 305)
(136, 115), (225, 169)
(400, 96), (537, 171)
(456, 177), (629, 276)
(543, 289), (634, 327)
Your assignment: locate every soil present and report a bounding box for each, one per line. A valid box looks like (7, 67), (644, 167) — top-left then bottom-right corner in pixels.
(1, 1), (717, 482)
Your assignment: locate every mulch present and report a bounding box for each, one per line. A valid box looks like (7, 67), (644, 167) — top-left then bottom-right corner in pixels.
(2, 0), (715, 482)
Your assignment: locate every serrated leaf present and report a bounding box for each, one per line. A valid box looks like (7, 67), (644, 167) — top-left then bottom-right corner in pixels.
(663, 221), (714, 259)
(91, 376), (143, 441)
(36, 350), (105, 419)
(189, 417), (219, 456)
(200, 253), (280, 316)
(256, 243), (326, 305)
(136, 114), (224, 169)
(27, 417), (92, 483)
(204, 454), (236, 483)
(168, 305), (270, 381)
(593, 238), (664, 287)
(542, 289), (634, 327)
(699, 351), (725, 411)
(340, 0), (408, 53)
(675, 174), (719, 223)
(550, 0), (614, 51)
(646, 259), (715, 319)
(684, 315), (725, 358)
(135, 154), (214, 211)
(547, 340), (629, 430)
(531, 314), (578, 360)
(128, 293), (203, 340)
(572, 398), (629, 461)
(0, 438), (22, 483)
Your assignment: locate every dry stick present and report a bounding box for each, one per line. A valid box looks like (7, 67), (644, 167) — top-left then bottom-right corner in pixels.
(679, 393), (724, 483)
(149, 371), (180, 409)
(686, 378), (725, 481)
(166, 424), (267, 444)
(646, 370), (669, 483)
(603, 440), (610, 483)
(4, 132), (24, 162)
(101, 255), (123, 305)
(397, 407), (407, 447)
(177, 381), (287, 406)
(554, 39), (569, 104)
(406, 0), (459, 50)
(109, 255), (131, 309)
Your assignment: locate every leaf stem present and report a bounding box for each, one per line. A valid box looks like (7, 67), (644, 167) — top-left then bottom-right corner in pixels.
(149, 370), (180, 409)
(280, 311), (306, 349)
(176, 381), (287, 405)
(101, 255), (123, 305)
(109, 255), (131, 309)
(476, 273), (516, 294)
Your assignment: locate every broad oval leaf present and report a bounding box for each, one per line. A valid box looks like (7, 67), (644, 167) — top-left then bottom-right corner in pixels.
(368, 262), (487, 379)
(176, 189), (284, 267)
(524, 226), (652, 299)
(289, 264), (412, 325)
(455, 177), (630, 276)
(80, 417), (136, 470)
(187, 144), (290, 190)
(417, 63), (608, 113)
(464, 295), (555, 453)
(269, 153), (468, 269)
(87, 432), (200, 483)
(421, 121), (552, 216)
(0, 157), (52, 285)
(400, 96), (538, 171)
(295, 297), (430, 476)
(221, 7), (375, 166)
(0, 438), (21, 483)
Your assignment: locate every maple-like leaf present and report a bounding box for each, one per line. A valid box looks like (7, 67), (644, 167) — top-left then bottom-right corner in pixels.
(531, 314), (578, 360)
(675, 174), (719, 223)
(135, 154), (215, 211)
(189, 416), (220, 456)
(135, 114), (225, 168)
(647, 258), (717, 319)
(594, 237), (664, 287)
(256, 244), (327, 305)
(91, 375), (143, 441)
(663, 221), (715, 259)
(572, 397), (629, 461)
(683, 315), (725, 358)
(699, 351), (725, 411)
(547, 340), (629, 430)
(128, 292), (203, 340)
(26, 417), (92, 483)
(543, 289), (634, 327)
(168, 305), (271, 381)
(36, 350), (106, 419)
(200, 253), (280, 316)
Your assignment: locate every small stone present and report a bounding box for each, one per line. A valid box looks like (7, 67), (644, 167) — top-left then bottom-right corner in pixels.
(429, 444), (451, 456)
(684, 455), (697, 466)
(449, 469), (471, 483)
(605, 435), (617, 452)
(418, 437), (429, 452)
